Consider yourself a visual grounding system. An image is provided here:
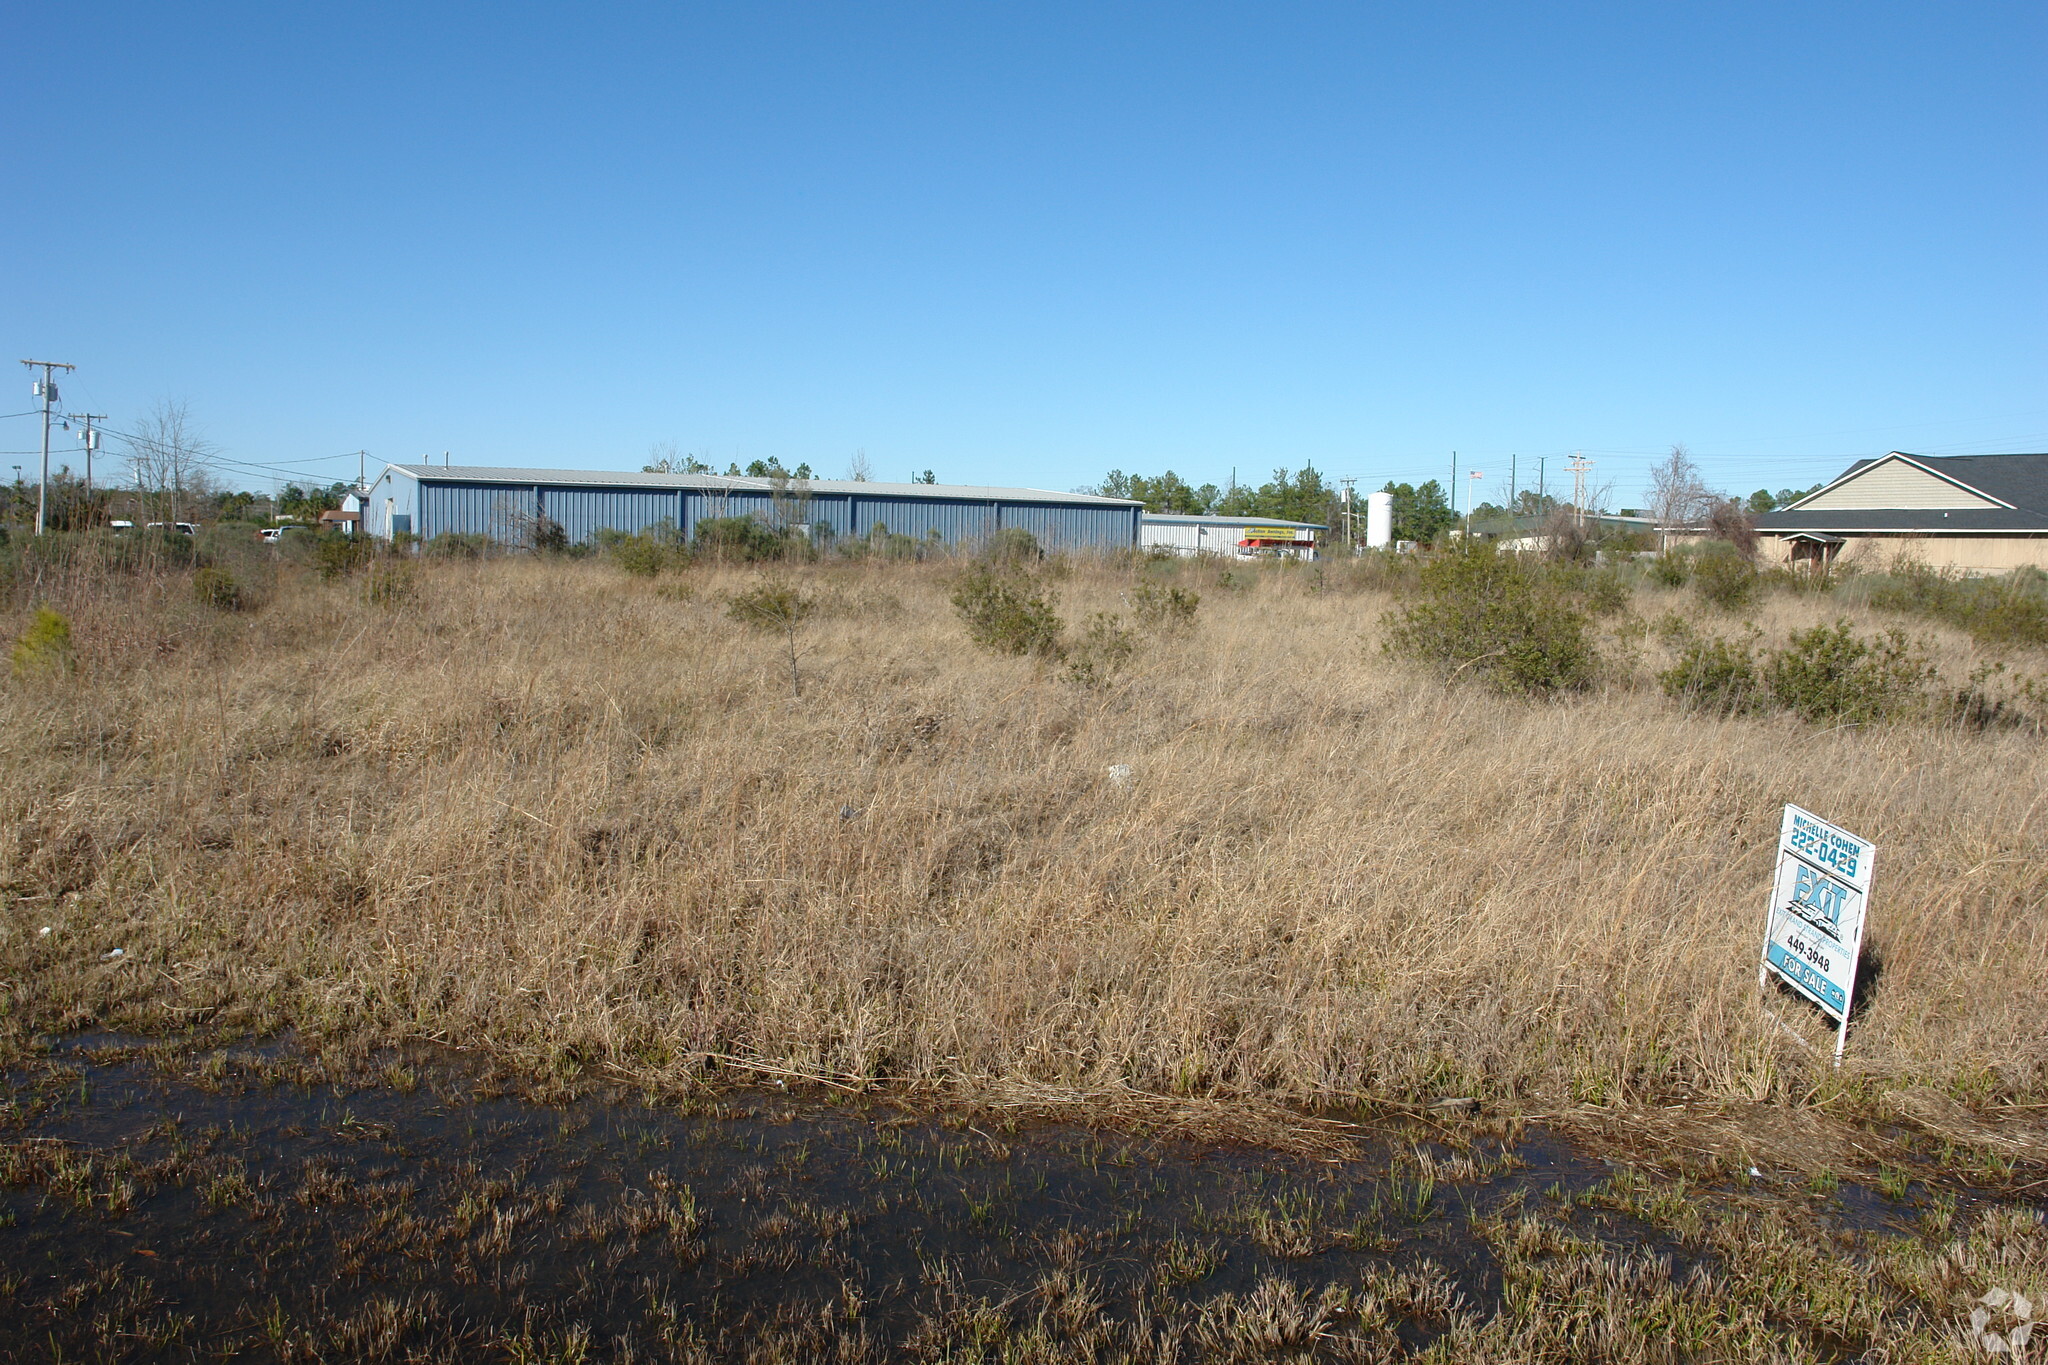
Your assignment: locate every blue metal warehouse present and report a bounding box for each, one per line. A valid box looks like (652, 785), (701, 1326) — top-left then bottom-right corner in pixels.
(361, 465), (1143, 554)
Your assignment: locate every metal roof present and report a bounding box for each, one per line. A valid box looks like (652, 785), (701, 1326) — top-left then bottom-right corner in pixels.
(383, 464), (1141, 507)
(1140, 513), (1328, 530)
(1760, 452), (2048, 534)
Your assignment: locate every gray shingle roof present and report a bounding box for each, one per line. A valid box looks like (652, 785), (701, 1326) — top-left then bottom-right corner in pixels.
(384, 465), (1142, 507)
(1756, 452), (2048, 534)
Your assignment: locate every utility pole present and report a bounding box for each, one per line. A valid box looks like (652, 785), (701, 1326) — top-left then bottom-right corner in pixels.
(1538, 456), (1547, 507)
(1509, 454), (1517, 521)
(69, 412), (107, 524)
(20, 359), (76, 535)
(1338, 477), (1357, 551)
(1568, 452), (1594, 532)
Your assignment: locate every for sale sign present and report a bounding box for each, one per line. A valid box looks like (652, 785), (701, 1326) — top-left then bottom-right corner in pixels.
(1760, 805), (1875, 1059)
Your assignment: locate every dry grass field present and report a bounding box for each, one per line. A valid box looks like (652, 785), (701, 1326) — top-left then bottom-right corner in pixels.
(4, 546), (2046, 1145)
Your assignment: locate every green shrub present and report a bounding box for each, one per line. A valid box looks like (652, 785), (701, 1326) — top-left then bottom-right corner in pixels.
(311, 532), (370, 580)
(726, 580), (814, 632)
(1763, 620), (1932, 723)
(1648, 553), (1689, 588)
(1690, 549), (1759, 611)
(10, 608), (72, 679)
(1133, 582), (1200, 633)
(364, 560), (418, 609)
(1577, 566), (1633, 616)
(1383, 545), (1597, 694)
(426, 532), (494, 559)
(1063, 612), (1135, 687)
(1866, 563), (2048, 648)
(726, 579), (816, 698)
(696, 516), (788, 562)
(951, 565), (1065, 659)
(1659, 634), (1758, 713)
(192, 566), (244, 611)
(528, 517), (570, 554)
(982, 527), (1043, 566)
(599, 530), (673, 577)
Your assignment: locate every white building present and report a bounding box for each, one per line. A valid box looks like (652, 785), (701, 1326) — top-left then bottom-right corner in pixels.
(1140, 513), (1325, 560)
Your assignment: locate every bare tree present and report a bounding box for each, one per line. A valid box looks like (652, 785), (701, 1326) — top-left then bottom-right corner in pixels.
(1706, 498), (1759, 560)
(846, 448), (873, 483)
(643, 441), (711, 474)
(1647, 444), (1715, 551)
(127, 399), (217, 527)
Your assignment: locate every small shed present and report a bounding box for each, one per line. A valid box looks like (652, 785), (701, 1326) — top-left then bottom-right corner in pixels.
(1140, 513), (1325, 560)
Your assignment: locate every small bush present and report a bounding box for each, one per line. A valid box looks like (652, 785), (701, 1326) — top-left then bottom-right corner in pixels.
(982, 527), (1043, 566)
(1763, 620), (1932, 723)
(1384, 545), (1597, 694)
(1063, 612), (1136, 687)
(1691, 549), (1759, 611)
(727, 579), (815, 698)
(696, 516), (788, 562)
(1576, 567), (1632, 616)
(364, 561), (418, 609)
(952, 565), (1065, 659)
(10, 608), (73, 679)
(604, 531), (673, 578)
(726, 580), (814, 633)
(426, 532), (494, 559)
(192, 566), (244, 611)
(1133, 582), (1200, 633)
(312, 532), (371, 580)
(528, 517), (570, 555)
(1866, 563), (2048, 648)
(1659, 634), (1758, 713)
(1648, 553), (1689, 588)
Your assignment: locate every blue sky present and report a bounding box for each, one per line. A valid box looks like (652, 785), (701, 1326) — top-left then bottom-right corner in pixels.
(5, 2), (2042, 509)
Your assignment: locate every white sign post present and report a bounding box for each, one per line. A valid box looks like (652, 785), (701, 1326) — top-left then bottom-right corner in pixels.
(1759, 804), (1875, 1063)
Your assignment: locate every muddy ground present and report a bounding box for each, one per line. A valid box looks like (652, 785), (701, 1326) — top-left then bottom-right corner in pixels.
(2, 1036), (2042, 1362)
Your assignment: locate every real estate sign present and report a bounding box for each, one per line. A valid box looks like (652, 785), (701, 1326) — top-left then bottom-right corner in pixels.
(1760, 805), (1875, 1060)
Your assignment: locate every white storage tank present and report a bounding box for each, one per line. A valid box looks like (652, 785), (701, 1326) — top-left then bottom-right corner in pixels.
(1366, 490), (1394, 549)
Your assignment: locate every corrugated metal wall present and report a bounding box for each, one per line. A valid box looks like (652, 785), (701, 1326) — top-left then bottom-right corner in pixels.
(542, 487), (685, 543)
(422, 483), (540, 542)
(1141, 522), (1209, 552)
(855, 496), (997, 545)
(392, 477), (1138, 552)
(997, 501), (1136, 552)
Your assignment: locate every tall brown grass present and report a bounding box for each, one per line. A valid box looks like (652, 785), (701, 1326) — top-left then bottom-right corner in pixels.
(3, 552), (2045, 1118)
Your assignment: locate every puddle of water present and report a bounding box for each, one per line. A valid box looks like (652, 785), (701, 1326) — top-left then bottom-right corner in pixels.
(0, 1037), (2007, 1360)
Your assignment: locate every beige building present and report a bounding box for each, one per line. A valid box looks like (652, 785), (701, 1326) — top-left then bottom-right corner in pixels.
(1754, 452), (2048, 574)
